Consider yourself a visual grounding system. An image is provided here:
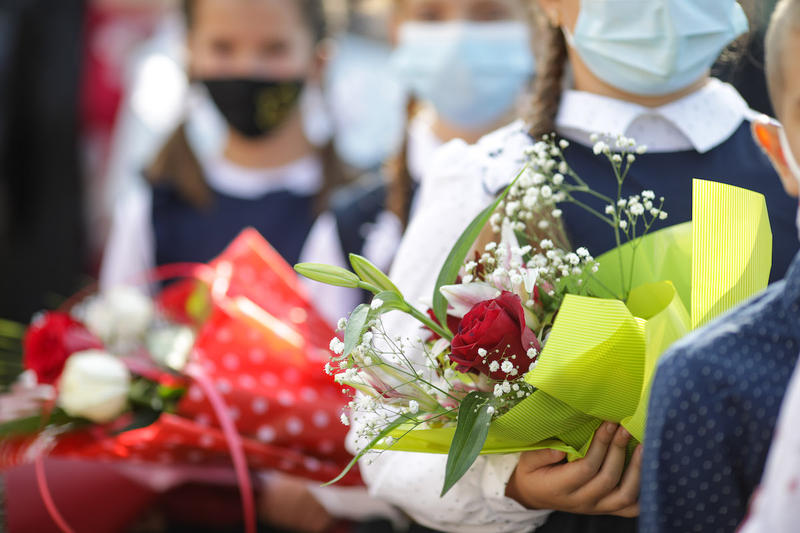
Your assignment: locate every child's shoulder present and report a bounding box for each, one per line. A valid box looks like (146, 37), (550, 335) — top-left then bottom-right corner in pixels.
(421, 120), (531, 196)
(655, 279), (797, 394)
(472, 120), (533, 194)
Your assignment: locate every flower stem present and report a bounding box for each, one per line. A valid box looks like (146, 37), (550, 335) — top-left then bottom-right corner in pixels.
(408, 306), (453, 341)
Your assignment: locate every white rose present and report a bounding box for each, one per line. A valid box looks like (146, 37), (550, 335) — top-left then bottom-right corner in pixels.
(58, 350), (131, 423)
(146, 325), (195, 371)
(84, 286), (154, 343)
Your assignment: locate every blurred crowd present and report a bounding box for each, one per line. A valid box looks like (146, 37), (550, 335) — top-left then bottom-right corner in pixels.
(0, 0), (779, 324)
(0, 0), (403, 324)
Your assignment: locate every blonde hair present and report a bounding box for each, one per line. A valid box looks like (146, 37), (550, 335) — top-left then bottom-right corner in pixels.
(766, 0), (800, 114)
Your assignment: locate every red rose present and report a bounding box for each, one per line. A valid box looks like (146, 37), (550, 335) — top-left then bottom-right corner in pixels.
(24, 312), (104, 384)
(425, 309), (462, 341)
(449, 292), (540, 381)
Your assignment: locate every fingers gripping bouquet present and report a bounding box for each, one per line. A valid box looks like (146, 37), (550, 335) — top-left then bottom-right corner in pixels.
(297, 134), (773, 495)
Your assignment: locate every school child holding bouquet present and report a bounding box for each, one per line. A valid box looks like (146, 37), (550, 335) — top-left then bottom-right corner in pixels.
(346, 1), (800, 532)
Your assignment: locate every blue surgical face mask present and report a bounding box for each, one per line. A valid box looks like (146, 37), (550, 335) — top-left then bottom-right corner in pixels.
(391, 21), (536, 129)
(564, 0), (749, 96)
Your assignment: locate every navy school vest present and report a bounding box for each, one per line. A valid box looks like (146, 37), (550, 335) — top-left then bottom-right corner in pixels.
(332, 172), (419, 260)
(151, 183), (316, 267)
(556, 121), (799, 283)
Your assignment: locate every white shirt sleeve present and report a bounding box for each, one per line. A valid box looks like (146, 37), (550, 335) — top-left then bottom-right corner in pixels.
(299, 212), (363, 326)
(347, 134), (551, 533)
(99, 184), (156, 291)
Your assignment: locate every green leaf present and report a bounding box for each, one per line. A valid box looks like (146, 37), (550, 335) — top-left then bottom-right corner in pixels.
(0, 415), (45, 437)
(442, 391), (493, 496)
(0, 409), (76, 438)
(343, 304), (370, 357)
(432, 172), (522, 329)
(294, 263), (361, 288)
(322, 414), (408, 487)
(349, 254), (402, 295)
(538, 286), (559, 313)
(0, 319), (25, 339)
(112, 408), (162, 436)
(371, 291), (410, 314)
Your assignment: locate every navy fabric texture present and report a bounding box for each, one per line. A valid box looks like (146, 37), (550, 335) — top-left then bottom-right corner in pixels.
(559, 121), (799, 282)
(152, 184), (316, 267)
(640, 252), (800, 532)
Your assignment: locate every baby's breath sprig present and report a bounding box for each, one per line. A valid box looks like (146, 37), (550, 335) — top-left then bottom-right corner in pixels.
(506, 132), (668, 300)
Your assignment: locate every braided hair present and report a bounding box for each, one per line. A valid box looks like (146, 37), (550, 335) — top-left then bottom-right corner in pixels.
(527, 9), (567, 140)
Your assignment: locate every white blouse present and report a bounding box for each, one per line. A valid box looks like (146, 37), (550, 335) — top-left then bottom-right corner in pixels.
(350, 78), (756, 533)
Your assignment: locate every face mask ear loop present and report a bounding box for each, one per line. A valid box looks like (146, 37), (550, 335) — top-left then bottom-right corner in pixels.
(561, 26), (576, 48)
(779, 127), (800, 185)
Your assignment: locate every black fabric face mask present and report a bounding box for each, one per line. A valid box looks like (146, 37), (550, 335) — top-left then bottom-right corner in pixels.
(201, 78), (305, 139)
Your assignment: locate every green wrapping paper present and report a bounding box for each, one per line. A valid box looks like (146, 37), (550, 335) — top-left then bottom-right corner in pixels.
(378, 180), (773, 458)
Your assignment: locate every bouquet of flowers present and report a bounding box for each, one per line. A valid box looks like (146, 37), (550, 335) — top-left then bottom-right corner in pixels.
(0, 229), (359, 532)
(296, 134), (773, 495)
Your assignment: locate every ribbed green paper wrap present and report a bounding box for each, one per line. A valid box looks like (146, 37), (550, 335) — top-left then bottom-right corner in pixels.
(380, 180), (772, 457)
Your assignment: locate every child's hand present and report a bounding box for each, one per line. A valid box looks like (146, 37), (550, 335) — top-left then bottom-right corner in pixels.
(505, 422), (642, 518)
(259, 474), (334, 533)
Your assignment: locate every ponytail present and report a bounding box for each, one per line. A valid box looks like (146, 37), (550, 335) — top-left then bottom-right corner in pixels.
(145, 123), (212, 209)
(385, 97), (418, 229)
(527, 18), (568, 140)
(315, 137), (349, 214)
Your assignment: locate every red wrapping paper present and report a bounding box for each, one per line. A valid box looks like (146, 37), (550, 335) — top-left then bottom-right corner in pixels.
(1, 229), (360, 485)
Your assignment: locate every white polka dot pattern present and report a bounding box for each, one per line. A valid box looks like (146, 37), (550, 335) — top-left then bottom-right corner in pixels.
(641, 255), (800, 533)
(0, 231), (362, 486)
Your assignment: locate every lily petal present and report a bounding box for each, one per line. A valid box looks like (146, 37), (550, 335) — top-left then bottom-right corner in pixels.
(521, 268), (538, 295)
(431, 337), (451, 357)
(501, 219), (524, 269)
(439, 282), (501, 318)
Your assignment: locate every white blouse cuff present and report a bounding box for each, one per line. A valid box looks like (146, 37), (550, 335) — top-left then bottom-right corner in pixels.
(482, 453), (552, 531)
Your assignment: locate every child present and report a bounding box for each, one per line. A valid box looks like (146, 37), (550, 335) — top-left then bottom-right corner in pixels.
(303, 0), (538, 325)
(642, 0), (800, 531)
(92, 1), (377, 530)
(347, 1), (800, 532)
(100, 0), (347, 288)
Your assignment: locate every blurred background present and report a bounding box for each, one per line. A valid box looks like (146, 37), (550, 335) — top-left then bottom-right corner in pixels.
(0, 0), (780, 325)
(0, 0), (406, 327)
(0, 1), (785, 532)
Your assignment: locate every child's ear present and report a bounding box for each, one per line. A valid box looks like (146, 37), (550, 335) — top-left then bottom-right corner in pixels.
(310, 38), (334, 84)
(752, 119), (800, 197)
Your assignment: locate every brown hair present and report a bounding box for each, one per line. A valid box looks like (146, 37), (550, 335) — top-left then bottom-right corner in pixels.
(766, 0), (800, 114)
(527, 9), (567, 140)
(148, 0), (346, 213)
(384, 97), (418, 228)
